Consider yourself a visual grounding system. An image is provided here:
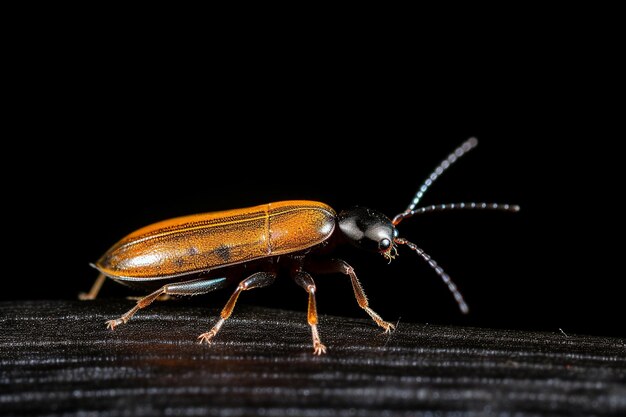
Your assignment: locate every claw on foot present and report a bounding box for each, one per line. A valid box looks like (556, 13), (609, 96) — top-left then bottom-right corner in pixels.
(106, 319), (124, 330)
(313, 342), (327, 355)
(380, 321), (396, 333)
(78, 292), (95, 301)
(197, 331), (217, 345)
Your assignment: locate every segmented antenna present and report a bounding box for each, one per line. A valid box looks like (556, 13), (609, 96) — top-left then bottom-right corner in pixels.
(395, 237), (469, 314)
(389, 138), (520, 315)
(393, 202), (520, 225)
(405, 137), (478, 213)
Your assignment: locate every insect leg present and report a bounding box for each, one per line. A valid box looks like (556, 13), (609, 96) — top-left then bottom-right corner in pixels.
(198, 271), (276, 345)
(105, 277), (228, 330)
(79, 272), (107, 300)
(292, 271), (327, 355)
(307, 259), (395, 333)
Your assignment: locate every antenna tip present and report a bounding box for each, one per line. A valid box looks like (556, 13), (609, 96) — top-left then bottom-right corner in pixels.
(460, 303), (470, 314)
(461, 137), (479, 152)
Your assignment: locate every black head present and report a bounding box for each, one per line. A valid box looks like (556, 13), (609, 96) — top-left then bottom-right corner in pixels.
(337, 206), (398, 260)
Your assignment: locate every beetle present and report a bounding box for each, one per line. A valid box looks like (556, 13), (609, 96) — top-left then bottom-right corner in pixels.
(81, 138), (519, 354)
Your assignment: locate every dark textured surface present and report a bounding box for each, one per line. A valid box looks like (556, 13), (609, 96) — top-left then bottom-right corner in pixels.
(1, 300), (625, 416)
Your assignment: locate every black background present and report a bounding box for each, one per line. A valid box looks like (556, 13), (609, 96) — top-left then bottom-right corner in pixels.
(5, 35), (622, 340)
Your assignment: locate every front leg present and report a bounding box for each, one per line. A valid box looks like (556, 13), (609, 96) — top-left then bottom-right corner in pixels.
(307, 258), (395, 333)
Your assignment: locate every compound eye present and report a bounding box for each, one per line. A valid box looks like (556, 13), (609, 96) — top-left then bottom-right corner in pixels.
(379, 238), (391, 251)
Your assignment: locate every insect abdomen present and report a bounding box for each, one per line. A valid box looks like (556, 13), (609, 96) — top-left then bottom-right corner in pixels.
(95, 201), (336, 281)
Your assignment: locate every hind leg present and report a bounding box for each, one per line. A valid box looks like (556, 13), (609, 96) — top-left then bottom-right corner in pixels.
(106, 277), (228, 329)
(79, 273), (107, 300)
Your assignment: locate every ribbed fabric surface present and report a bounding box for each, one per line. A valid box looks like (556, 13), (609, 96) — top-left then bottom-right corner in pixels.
(1, 300), (625, 416)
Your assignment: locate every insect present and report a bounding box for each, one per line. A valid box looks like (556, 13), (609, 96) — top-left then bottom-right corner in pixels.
(81, 138), (519, 355)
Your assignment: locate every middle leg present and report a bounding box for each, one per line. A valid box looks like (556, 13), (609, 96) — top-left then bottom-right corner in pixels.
(198, 271), (276, 345)
(292, 271), (327, 355)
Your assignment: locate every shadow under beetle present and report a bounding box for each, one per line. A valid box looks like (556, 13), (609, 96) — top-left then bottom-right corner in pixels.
(82, 138), (519, 355)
